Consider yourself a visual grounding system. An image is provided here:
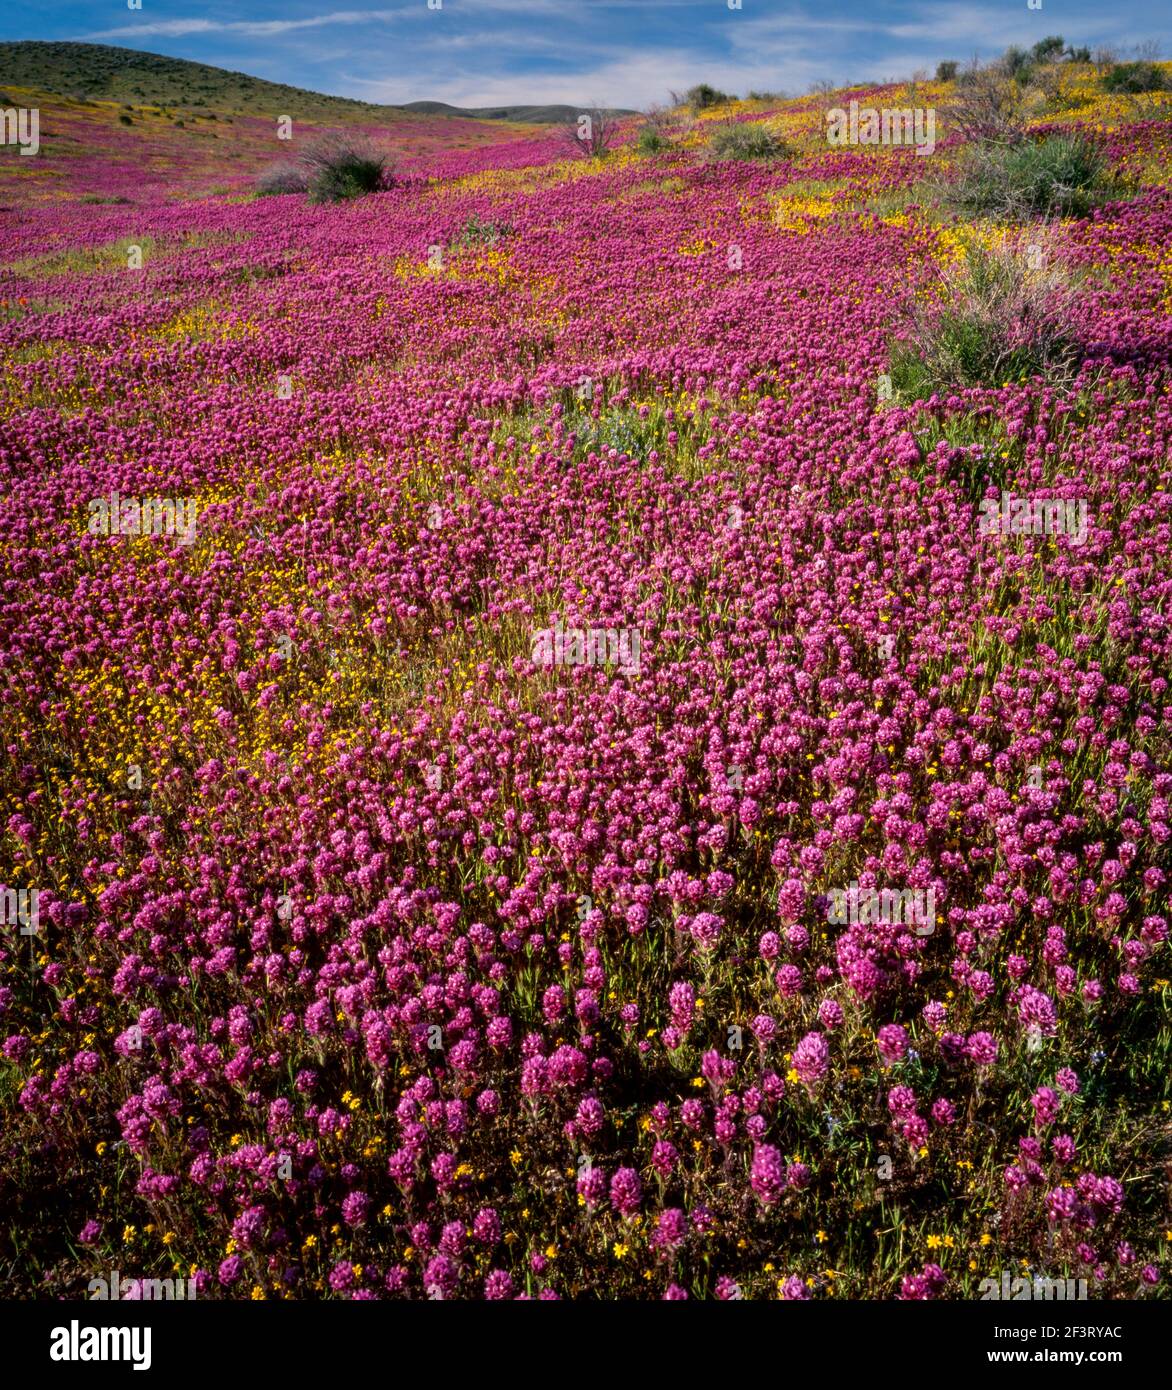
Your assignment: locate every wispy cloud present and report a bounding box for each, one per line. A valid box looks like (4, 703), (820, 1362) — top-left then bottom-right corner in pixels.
(18, 0), (1167, 111)
(348, 46), (823, 109)
(86, 10), (409, 41)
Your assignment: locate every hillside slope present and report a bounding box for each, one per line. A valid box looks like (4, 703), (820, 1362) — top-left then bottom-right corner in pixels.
(402, 100), (635, 122)
(0, 43), (629, 125)
(0, 42), (558, 204)
(0, 41), (406, 122)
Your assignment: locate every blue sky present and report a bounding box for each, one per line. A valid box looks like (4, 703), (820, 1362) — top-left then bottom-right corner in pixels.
(6, 0), (1169, 108)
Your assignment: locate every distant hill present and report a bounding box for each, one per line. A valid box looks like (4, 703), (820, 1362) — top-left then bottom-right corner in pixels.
(0, 41), (409, 122)
(0, 42), (631, 125)
(402, 100), (636, 123)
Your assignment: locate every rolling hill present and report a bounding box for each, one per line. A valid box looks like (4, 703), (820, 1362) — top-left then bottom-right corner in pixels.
(0, 42), (631, 125)
(0, 41), (585, 203)
(401, 100), (635, 123)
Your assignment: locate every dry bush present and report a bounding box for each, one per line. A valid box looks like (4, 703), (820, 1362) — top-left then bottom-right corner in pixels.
(890, 237), (1083, 397)
(561, 104), (617, 160)
(945, 59), (1029, 145)
(255, 162), (307, 197)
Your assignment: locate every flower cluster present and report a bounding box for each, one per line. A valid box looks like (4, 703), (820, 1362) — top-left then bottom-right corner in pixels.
(0, 68), (1168, 1301)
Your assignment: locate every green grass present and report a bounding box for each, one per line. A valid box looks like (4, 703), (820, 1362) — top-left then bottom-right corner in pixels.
(708, 122), (794, 162)
(456, 213), (515, 247)
(8, 236), (158, 279)
(943, 133), (1120, 220)
(901, 375), (1133, 503)
(636, 125), (669, 155)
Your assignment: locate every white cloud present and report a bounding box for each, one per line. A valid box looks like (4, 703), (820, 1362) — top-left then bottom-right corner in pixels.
(78, 0), (1172, 112)
(344, 45), (827, 108)
(86, 10), (409, 41)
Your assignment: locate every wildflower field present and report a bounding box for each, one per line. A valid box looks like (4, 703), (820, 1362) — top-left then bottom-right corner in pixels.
(1, 52), (1171, 1303)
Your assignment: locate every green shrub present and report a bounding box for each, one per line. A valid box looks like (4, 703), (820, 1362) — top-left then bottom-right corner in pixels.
(458, 213), (514, 246)
(935, 61), (959, 82)
(1101, 62), (1168, 94)
(1003, 46), (1034, 84)
(637, 124), (668, 154)
(686, 83), (733, 111)
(299, 133), (387, 204)
(889, 240), (1082, 399)
(707, 122), (792, 162)
(1031, 36), (1067, 65)
(308, 155), (385, 204)
(944, 133), (1115, 219)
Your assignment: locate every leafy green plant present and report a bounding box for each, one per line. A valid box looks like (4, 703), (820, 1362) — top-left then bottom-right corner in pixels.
(637, 124), (668, 154)
(1102, 62), (1168, 94)
(458, 213), (515, 246)
(685, 82), (734, 112)
(707, 122), (793, 162)
(943, 133), (1117, 219)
